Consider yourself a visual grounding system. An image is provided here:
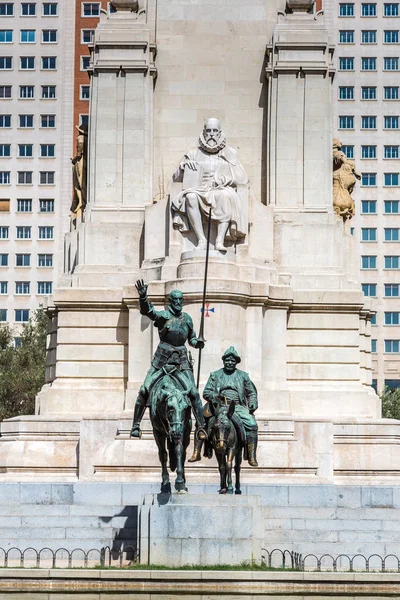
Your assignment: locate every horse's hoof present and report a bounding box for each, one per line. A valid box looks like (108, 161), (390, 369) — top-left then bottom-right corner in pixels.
(227, 488), (234, 495)
(218, 488), (227, 494)
(175, 488), (188, 495)
(161, 482), (171, 494)
(235, 489), (242, 495)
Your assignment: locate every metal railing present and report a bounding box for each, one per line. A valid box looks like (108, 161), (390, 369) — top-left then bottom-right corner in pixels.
(261, 548), (400, 572)
(0, 545), (139, 569)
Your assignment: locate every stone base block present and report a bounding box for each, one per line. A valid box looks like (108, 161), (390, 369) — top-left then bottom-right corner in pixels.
(140, 493), (262, 567)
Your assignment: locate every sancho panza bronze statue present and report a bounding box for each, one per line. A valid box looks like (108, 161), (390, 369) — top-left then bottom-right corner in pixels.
(189, 346), (259, 466)
(130, 280), (207, 439)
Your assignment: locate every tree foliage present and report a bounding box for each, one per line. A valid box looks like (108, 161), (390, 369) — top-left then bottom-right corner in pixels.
(0, 309), (48, 421)
(381, 386), (400, 420)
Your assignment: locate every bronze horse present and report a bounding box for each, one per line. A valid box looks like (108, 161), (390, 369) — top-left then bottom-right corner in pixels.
(208, 401), (243, 495)
(150, 374), (192, 493)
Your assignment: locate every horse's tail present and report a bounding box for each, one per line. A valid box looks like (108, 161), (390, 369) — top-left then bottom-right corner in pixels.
(168, 439), (177, 472)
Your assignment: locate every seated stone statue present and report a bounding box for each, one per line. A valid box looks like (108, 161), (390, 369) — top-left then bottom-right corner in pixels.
(189, 346), (259, 466)
(332, 138), (361, 221)
(171, 118), (248, 251)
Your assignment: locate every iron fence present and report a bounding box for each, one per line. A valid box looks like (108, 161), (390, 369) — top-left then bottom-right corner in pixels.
(261, 548), (400, 572)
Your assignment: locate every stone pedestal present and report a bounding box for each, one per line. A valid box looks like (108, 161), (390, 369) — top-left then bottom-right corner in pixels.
(139, 493), (262, 567)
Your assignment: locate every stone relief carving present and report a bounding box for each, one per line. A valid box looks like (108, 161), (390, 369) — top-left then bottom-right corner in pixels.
(333, 138), (361, 222)
(171, 118), (248, 251)
(70, 124), (88, 220)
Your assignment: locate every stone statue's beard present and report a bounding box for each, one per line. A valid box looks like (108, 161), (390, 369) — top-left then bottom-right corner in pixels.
(198, 131), (227, 154)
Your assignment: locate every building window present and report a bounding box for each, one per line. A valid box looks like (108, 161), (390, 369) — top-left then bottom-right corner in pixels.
(340, 3), (355, 16)
(79, 114), (89, 126)
(384, 173), (400, 186)
(339, 86), (354, 99)
(361, 116), (377, 129)
(18, 144), (33, 158)
(21, 3), (36, 16)
(385, 227), (400, 240)
(38, 226), (53, 239)
(15, 281), (30, 295)
(39, 171), (54, 184)
(339, 115), (354, 129)
(385, 312), (400, 324)
(0, 254), (8, 266)
(16, 253), (30, 266)
(0, 86), (11, 99)
(17, 171), (32, 184)
(16, 226), (31, 239)
(81, 56), (90, 71)
(384, 116), (399, 129)
(41, 85), (56, 99)
(81, 29), (94, 44)
(361, 86), (376, 100)
(361, 200), (377, 213)
(0, 308), (7, 322)
(0, 172), (10, 184)
(371, 339), (377, 353)
(339, 57), (354, 70)
(20, 30), (35, 43)
(384, 3), (399, 16)
(361, 145), (377, 159)
(0, 4), (14, 16)
(385, 379), (400, 390)
(40, 114), (55, 128)
(0, 227), (9, 239)
(361, 227), (377, 241)
(41, 56), (56, 70)
(40, 144), (55, 158)
(384, 30), (399, 43)
(0, 115), (11, 128)
(341, 145), (354, 158)
(340, 30), (354, 43)
(385, 86), (399, 99)
(0, 57), (13, 69)
(17, 199), (32, 212)
(20, 56), (35, 70)
(42, 3), (58, 16)
(385, 284), (400, 296)
(385, 255), (400, 268)
(38, 253), (53, 267)
(39, 199), (54, 212)
(361, 57), (377, 70)
(0, 30), (12, 43)
(37, 281), (52, 295)
(361, 173), (377, 186)
(362, 255), (377, 268)
(0, 199), (9, 212)
(42, 30), (57, 43)
(385, 200), (400, 213)
(15, 309), (29, 322)
(0, 144), (11, 157)
(82, 3), (100, 16)
(19, 86), (34, 99)
(362, 30), (377, 43)
(384, 57), (399, 70)
(0, 282), (8, 295)
(362, 3), (377, 16)
(362, 283), (377, 296)
(80, 85), (90, 100)
(385, 340), (400, 352)
(19, 114), (34, 128)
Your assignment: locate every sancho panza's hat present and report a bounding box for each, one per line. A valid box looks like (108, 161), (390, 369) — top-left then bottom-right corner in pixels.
(221, 346), (241, 363)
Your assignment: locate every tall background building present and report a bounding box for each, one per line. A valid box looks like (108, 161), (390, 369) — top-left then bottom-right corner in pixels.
(330, 0), (400, 392)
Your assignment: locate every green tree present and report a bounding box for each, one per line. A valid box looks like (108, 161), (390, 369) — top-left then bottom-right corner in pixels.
(381, 386), (400, 420)
(0, 308), (48, 421)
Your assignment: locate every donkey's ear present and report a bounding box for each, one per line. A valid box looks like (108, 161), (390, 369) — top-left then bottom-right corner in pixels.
(228, 401), (235, 419)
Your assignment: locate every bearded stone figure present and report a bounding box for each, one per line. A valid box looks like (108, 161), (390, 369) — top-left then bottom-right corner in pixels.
(70, 124), (88, 220)
(171, 118), (248, 251)
(332, 138), (361, 222)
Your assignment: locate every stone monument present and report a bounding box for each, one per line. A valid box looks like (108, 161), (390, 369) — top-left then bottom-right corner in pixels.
(0, 0), (399, 566)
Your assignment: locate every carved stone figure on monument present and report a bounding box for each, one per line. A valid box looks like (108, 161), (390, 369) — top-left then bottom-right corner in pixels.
(130, 280), (207, 441)
(70, 124), (88, 220)
(332, 138), (361, 222)
(189, 346), (259, 467)
(171, 118), (248, 251)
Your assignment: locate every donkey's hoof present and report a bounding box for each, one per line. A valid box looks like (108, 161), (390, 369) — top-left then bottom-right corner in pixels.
(175, 488), (188, 495)
(227, 488), (234, 495)
(218, 488), (227, 494)
(235, 489), (242, 495)
(161, 482), (171, 494)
